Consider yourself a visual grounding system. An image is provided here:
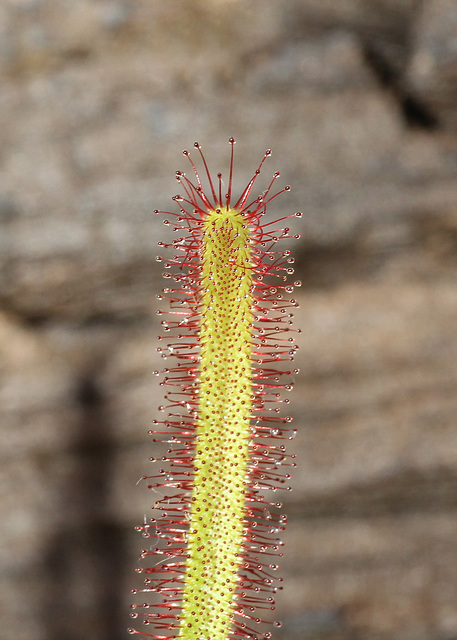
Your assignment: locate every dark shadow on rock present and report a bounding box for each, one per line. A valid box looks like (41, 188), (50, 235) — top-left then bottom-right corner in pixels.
(40, 371), (128, 640)
(361, 41), (439, 131)
(294, 243), (387, 291)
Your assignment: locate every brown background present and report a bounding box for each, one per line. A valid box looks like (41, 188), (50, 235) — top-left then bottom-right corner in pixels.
(1, 1), (457, 639)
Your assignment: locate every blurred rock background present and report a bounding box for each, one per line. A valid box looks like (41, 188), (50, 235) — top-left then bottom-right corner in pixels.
(1, 1), (457, 639)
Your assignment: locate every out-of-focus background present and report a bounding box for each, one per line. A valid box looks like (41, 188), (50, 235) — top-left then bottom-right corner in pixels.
(1, 1), (457, 639)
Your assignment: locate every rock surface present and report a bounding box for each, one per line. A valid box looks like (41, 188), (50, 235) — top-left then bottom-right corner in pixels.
(1, 2), (457, 640)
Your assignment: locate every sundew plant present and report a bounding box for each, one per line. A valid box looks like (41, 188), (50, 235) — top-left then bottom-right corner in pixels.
(129, 139), (301, 640)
